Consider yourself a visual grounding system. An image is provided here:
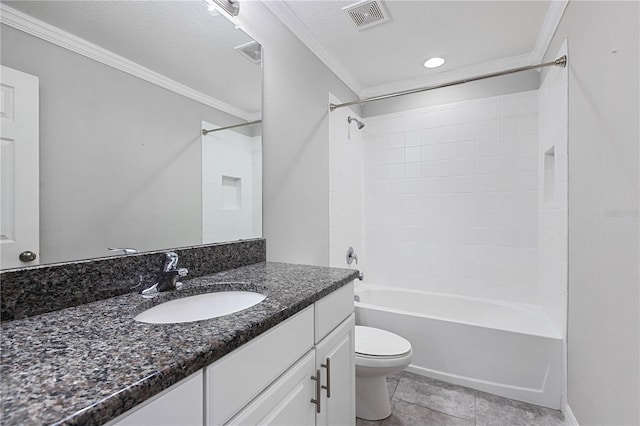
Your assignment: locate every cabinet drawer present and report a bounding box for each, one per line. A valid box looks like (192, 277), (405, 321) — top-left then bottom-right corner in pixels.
(226, 350), (316, 426)
(206, 306), (314, 425)
(314, 282), (354, 344)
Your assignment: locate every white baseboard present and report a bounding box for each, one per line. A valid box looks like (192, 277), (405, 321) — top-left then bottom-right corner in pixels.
(562, 403), (579, 425)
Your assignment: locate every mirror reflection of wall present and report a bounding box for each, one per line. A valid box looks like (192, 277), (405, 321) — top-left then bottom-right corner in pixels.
(202, 121), (262, 244)
(0, 1), (262, 269)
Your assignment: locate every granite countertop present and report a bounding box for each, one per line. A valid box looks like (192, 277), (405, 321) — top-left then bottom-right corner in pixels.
(0, 262), (359, 425)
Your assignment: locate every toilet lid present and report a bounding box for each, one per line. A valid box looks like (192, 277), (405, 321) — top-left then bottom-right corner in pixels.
(355, 326), (412, 357)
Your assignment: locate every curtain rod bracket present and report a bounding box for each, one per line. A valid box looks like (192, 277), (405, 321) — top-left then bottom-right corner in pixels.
(555, 55), (567, 68)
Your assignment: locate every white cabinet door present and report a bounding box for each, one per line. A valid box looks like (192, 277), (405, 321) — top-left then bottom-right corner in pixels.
(108, 371), (203, 426)
(206, 307), (314, 425)
(227, 351), (316, 426)
(0, 66), (39, 269)
(316, 314), (356, 426)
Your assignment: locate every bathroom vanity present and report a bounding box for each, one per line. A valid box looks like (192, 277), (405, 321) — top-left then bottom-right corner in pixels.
(0, 259), (358, 425)
(111, 283), (354, 426)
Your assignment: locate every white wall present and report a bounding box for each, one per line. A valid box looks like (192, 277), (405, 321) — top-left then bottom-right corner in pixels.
(361, 91), (540, 304)
(328, 94), (364, 272)
(544, 1), (639, 424)
(236, 2), (359, 266)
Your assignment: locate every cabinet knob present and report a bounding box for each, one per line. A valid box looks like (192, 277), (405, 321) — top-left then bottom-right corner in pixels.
(19, 251), (37, 262)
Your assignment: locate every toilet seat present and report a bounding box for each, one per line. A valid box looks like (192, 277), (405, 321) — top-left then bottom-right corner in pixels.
(356, 352), (411, 360)
(355, 326), (412, 358)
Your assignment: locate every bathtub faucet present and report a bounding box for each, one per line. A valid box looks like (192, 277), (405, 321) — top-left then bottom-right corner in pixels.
(346, 247), (359, 265)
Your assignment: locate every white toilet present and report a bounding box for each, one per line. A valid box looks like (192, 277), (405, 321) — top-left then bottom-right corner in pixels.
(354, 325), (413, 421)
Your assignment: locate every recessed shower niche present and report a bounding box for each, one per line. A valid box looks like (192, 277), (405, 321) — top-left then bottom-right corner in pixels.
(222, 176), (242, 210)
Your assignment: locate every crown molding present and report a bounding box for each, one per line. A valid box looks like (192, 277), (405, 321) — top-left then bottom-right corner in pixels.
(362, 53), (534, 98)
(530, 0), (569, 64)
(0, 4), (258, 121)
(261, 0), (364, 96)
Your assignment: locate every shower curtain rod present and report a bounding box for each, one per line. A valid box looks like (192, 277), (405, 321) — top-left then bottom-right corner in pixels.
(202, 119), (262, 135)
(329, 55), (567, 112)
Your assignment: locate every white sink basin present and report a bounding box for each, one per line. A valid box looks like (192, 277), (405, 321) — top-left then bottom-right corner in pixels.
(134, 291), (266, 324)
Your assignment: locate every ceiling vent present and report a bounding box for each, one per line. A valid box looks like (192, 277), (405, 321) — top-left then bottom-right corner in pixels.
(343, 0), (390, 31)
(235, 41), (262, 64)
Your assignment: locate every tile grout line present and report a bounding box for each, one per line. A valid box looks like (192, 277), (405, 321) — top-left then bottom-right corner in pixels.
(396, 372), (480, 424)
(391, 395), (476, 424)
(389, 372), (565, 425)
(474, 393), (478, 426)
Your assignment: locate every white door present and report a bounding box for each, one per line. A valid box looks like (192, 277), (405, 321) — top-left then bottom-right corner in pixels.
(0, 66), (39, 269)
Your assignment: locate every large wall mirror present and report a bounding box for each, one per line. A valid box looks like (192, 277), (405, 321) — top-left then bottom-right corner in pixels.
(0, 1), (262, 269)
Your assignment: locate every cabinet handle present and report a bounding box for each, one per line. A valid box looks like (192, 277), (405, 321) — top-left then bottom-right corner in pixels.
(311, 369), (321, 413)
(321, 357), (331, 398)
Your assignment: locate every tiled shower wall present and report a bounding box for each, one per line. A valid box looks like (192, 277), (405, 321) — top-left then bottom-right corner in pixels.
(362, 90), (540, 304)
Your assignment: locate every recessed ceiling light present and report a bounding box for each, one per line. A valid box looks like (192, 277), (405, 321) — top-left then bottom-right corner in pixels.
(424, 57), (446, 69)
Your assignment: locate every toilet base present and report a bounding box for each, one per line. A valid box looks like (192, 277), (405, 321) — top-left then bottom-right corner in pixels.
(355, 375), (392, 421)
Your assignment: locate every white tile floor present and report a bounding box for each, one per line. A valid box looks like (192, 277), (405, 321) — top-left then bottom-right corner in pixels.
(356, 372), (566, 426)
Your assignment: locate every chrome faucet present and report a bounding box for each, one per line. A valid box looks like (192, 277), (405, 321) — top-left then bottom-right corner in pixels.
(141, 252), (188, 297)
(346, 247), (364, 280)
(346, 247), (358, 265)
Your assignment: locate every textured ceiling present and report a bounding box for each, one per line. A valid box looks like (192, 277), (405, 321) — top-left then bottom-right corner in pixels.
(275, 0), (551, 95)
(4, 1), (262, 116)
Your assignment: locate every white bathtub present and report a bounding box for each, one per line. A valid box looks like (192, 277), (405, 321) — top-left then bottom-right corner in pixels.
(355, 285), (562, 409)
